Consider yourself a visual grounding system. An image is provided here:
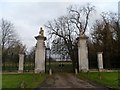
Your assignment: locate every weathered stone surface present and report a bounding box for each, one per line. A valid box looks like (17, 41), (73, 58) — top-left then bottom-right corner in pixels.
(78, 36), (89, 72)
(35, 28), (46, 73)
(18, 54), (24, 73)
(97, 52), (104, 71)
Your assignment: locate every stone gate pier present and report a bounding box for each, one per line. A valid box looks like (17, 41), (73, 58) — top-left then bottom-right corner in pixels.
(34, 27), (46, 73)
(97, 52), (104, 71)
(18, 54), (24, 73)
(78, 35), (89, 72)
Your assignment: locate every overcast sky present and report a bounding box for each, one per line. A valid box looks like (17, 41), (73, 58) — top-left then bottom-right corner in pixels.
(0, 0), (119, 51)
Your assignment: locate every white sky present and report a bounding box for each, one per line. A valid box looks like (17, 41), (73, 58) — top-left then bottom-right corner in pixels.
(0, 0), (119, 51)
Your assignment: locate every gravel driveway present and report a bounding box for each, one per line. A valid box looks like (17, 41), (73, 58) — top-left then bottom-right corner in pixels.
(35, 73), (108, 90)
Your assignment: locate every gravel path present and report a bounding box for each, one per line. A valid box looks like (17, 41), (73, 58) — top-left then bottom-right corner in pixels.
(35, 73), (108, 90)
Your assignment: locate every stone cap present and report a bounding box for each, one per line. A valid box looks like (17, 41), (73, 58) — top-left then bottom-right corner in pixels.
(35, 35), (46, 40)
(98, 52), (103, 54)
(80, 35), (89, 39)
(76, 35), (89, 40)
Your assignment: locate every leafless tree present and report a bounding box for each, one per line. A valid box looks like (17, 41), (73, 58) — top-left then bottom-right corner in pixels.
(1, 19), (17, 50)
(45, 4), (95, 70)
(51, 37), (68, 57)
(68, 3), (95, 37)
(45, 16), (78, 70)
(1, 19), (26, 63)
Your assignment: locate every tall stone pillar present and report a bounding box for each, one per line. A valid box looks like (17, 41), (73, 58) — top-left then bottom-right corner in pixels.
(78, 36), (89, 72)
(18, 54), (24, 73)
(35, 27), (46, 73)
(97, 52), (104, 71)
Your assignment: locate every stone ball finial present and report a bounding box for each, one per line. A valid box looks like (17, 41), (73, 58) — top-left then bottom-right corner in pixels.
(39, 27), (44, 36)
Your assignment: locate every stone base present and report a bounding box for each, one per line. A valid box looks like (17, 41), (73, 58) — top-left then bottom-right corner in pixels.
(98, 69), (104, 72)
(49, 69), (52, 75)
(80, 69), (89, 72)
(34, 69), (45, 73)
(18, 70), (23, 73)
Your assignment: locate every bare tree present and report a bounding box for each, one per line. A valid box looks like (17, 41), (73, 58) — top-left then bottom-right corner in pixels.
(68, 3), (95, 37)
(51, 37), (69, 57)
(0, 19), (26, 64)
(1, 19), (17, 50)
(45, 4), (95, 71)
(45, 16), (78, 70)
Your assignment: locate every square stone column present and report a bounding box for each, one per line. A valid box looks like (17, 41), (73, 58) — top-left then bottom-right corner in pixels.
(18, 54), (24, 73)
(78, 36), (89, 72)
(34, 28), (46, 73)
(97, 52), (104, 71)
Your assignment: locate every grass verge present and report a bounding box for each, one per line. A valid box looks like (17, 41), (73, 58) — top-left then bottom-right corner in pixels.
(77, 72), (119, 88)
(2, 73), (47, 89)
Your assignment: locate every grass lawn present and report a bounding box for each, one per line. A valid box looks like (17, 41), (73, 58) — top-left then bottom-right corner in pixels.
(2, 73), (47, 89)
(0, 74), (2, 90)
(77, 72), (119, 88)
